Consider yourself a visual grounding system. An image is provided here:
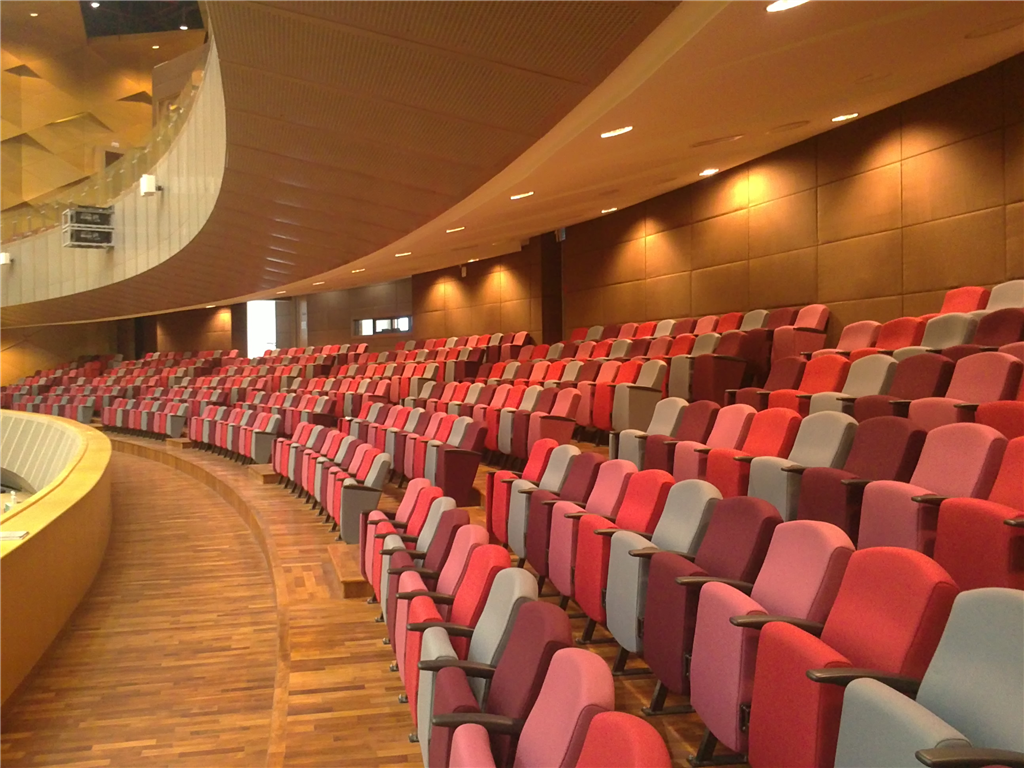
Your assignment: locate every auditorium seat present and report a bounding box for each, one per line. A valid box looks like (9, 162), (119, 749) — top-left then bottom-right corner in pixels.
(805, 353), (897, 414)
(852, 352), (954, 422)
(770, 303), (831, 361)
(506, 444), (580, 562)
(893, 312), (979, 361)
(768, 354), (850, 415)
(941, 307), (1024, 361)
(813, 320), (881, 358)
(729, 355), (805, 410)
(984, 279), (1024, 311)
(703, 407), (801, 497)
(671, 403), (754, 482)
(907, 351), (1022, 431)
(611, 396), (687, 469)
(848, 316), (927, 362)
(486, 438), (557, 545)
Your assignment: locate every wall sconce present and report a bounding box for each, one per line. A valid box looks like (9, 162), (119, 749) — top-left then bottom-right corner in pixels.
(140, 174), (163, 197)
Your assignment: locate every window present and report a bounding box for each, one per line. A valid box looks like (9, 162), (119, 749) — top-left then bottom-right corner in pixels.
(246, 300), (277, 358)
(354, 315), (412, 337)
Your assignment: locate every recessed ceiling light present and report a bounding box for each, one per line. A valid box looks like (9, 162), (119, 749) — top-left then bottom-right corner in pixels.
(91, 2), (100, 7)
(831, 113), (859, 122)
(351, 268), (365, 273)
(446, 226), (465, 233)
(467, 259), (479, 263)
(30, 12), (38, 16)
(312, 281), (325, 286)
(510, 191), (534, 200)
(600, 126), (633, 139)
(766, 0), (810, 12)
(205, 305), (215, 309)
(395, 251), (411, 257)
(691, 134), (744, 148)
(180, 24), (188, 30)
(601, 207), (618, 214)
(276, 290), (286, 294)
(152, 45), (160, 49)
(699, 168), (720, 177)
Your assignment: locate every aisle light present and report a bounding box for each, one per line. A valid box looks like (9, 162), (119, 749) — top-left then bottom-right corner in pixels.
(312, 281), (325, 286)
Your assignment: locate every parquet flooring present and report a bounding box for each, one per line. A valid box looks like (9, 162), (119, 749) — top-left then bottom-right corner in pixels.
(2, 435), (712, 768)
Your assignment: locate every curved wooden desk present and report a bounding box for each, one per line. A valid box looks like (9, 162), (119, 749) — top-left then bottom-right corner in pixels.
(1, 411), (112, 705)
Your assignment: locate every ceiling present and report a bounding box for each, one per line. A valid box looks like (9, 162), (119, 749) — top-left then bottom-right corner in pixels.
(1, 0), (1022, 327)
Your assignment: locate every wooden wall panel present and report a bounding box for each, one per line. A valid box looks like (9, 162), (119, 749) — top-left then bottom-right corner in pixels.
(154, 307), (233, 353)
(561, 54), (1023, 340)
(0, 321), (117, 386)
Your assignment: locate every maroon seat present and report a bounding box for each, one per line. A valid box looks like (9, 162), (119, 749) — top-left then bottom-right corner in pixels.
(690, 331), (759, 405)
(941, 308), (1024, 361)
(730, 355), (805, 411)
(644, 400), (720, 473)
(853, 353), (954, 422)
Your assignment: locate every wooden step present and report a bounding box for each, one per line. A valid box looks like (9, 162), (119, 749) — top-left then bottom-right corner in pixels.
(247, 463), (278, 485)
(328, 541), (374, 599)
(166, 437), (191, 450)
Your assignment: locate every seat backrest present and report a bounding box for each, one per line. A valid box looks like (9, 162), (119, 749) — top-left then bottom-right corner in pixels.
(941, 285), (991, 314)
(841, 416), (926, 483)
(610, 469), (675, 533)
(650, 480), (722, 555)
(821, 547), (958, 678)
(555, 453), (604, 504)
(794, 304), (830, 331)
(973, 308), (1024, 347)
(841, 354), (896, 397)
(551, 387), (580, 418)
(876, 316), (926, 349)
(739, 408), (801, 458)
(693, 496), (781, 581)
(647, 336), (673, 358)
(448, 544), (511, 629)
(518, 385), (544, 412)
(786, 411), (858, 468)
(945, 351), (1022, 403)
(435, 525), (490, 596)
(986, 279), (1024, 311)
(522, 438), (559, 483)
(694, 316), (719, 334)
(608, 338), (632, 359)
(653, 319), (677, 337)
(646, 397), (687, 436)
(446, 416), (470, 446)
(594, 360), (621, 384)
(763, 356), (806, 391)
(513, 649), (615, 768)
(835, 320), (880, 351)
(636, 321), (658, 338)
(691, 333), (721, 356)
(706, 403), (755, 449)
(465, 567), (539, 667)
(584, 325), (604, 342)
(583, 460), (636, 518)
(887, 352), (955, 399)
(636, 359), (667, 389)
(796, 354), (850, 394)
(561, 360), (583, 383)
(421, 508), (471, 574)
(910, 422), (1006, 499)
(717, 312), (745, 333)
(674, 399), (720, 441)
(752, 520), (855, 623)
(986, 436), (1024, 508)
(920, 312), (978, 348)
(538, 445), (581, 492)
(575, 713), (672, 768)
(740, 309), (769, 331)
(916, 588), (1024, 752)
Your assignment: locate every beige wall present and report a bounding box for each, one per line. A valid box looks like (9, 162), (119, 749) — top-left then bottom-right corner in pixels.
(562, 55), (1023, 344)
(302, 278), (414, 353)
(152, 306), (233, 353)
(412, 238), (543, 343)
(0, 322), (117, 386)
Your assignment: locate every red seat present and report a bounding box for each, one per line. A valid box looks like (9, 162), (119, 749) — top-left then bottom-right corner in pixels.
(768, 354), (850, 414)
(704, 408), (802, 497)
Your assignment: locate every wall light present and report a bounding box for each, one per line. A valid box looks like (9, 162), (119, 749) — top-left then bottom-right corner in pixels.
(766, 0), (810, 11)
(140, 174), (162, 196)
(510, 191), (534, 200)
(601, 207), (617, 214)
(446, 226), (465, 233)
(699, 168), (720, 177)
(600, 126), (633, 138)
(351, 268), (365, 273)
(395, 252), (411, 257)
(152, 45), (160, 50)
(312, 281), (325, 286)
(831, 113), (859, 122)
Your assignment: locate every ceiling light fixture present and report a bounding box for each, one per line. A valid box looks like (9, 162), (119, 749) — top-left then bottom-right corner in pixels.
(276, 290), (286, 294)
(395, 252), (411, 257)
(601, 207), (617, 214)
(205, 305), (216, 309)
(30, 12), (38, 16)
(152, 45), (160, 49)
(510, 191), (534, 200)
(831, 112), (859, 122)
(446, 226), (465, 233)
(180, 24), (188, 30)
(312, 281), (325, 286)
(600, 126), (633, 138)
(91, 2), (100, 7)
(766, 0), (810, 12)
(467, 259), (479, 263)
(699, 168), (720, 177)
(351, 268), (365, 273)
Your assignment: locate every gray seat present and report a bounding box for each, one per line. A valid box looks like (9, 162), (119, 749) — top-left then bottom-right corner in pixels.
(611, 396), (687, 468)
(809, 354), (898, 414)
(893, 313), (979, 362)
(605, 480), (721, 656)
(653, 319), (678, 337)
(986, 279), (1024, 311)
(425, 416), (472, 484)
(584, 325), (605, 342)
(498, 385), (542, 455)
(545, 342), (565, 360)
(834, 588), (1024, 768)
(377, 495), (456, 615)
(416, 568), (538, 764)
(668, 332), (721, 399)
(546, 359), (583, 388)
(507, 444), (580, 559)
(747, 411), (858, 521)
(611, 358), (668, 433)
(740, 309), (770, 330)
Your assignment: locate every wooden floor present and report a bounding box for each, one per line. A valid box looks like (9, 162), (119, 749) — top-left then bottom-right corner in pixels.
(1, 436), (712, 768)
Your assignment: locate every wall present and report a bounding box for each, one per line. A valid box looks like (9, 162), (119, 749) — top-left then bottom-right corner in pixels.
(412, 238), (543, 343)
(562, 55), (1023, 344)
(303, 278), (414, 353)
(147, 306), (234, 353)
(0, 322), (117, 386)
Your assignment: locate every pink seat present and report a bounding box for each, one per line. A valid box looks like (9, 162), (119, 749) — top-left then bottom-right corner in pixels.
(908, 351), (1023, 431)
(852, 352), (954, 422)
(576, 712), (672, 768)
(746, 548), (958, 768)
(672, 403), (755, 481)
(812, 320), (881, 358)
(689, 521), (855, 761)
(526, 386), (580, 450)
(771, 304), (831, 362)
(848, 316), (926, 362)
(768, 354), (850, 414)
(361, 478), (433, 587)
(705, 408), (802, 497)
(486, 438), (557, 544)
(858, 422), (1007, 554)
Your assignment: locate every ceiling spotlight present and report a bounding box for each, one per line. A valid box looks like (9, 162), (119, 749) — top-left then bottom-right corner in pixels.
(276, 290), (286, 294)
(205, 305), (216, 309)
(446, 226), (465, 233)
(467, 259), (479, 263)
(312, 281), (325, 286)
(395, 252), (411, 257)
(831, 113), (859, 122)
(510, 191), (534, 200)
(600, 126), (633, 139)
(180, 24), (188, 30)
(699, 168), (720, 177)
(766, 0), (810, 11)
(91, 2), (100, 7)
(601, 207), (618, 214)
(30, 12), (38, 16)
(152, 45), (160, 49)
(351, 268), (365, 273)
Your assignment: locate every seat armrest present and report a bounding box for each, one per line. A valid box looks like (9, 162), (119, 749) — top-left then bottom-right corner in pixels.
(499, 475), (522, 484)
(518, 488), (541, 495)
(952, 402), (980, 412)
(693, 447), (712, 454)
(835, 395), (857, 402)
(388, 566), (440, 578)
(625, 384), (663, 393)
(889, 399), (911, 407)
(840, 477), (871, 488)
(629, 547), (692, 560)
(443, 448), (483, 456)
(380, 547), (426, 557)
(540, 414), (578, 422)
(676, 576), (754, 593)
(540, 498), (562, 507)
(661, 439), (680, 446)
(380, 510), (398, 519)
(793, 327), (826, 334)
(592, 528), (620, 537)
(910, 494), (948, 506)
(795, 393), (813, 400)
(395, 591), (455, 604)
(733, 455), (756, 463)
(389, 520), (409, 529)
(407, 622), (474, 637)
(431, 713), (522, 735)
(562, 511), (587, 520)
(806, 668), (921, 696)
(781, 465), (806, 474)
(729, 615), (825, 635)
(418, 658), (496, 675)
(1004, 516), (1024, 528)
(915, 748), (1024, 768)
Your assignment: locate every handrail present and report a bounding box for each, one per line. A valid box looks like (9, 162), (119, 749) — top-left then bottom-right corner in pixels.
(1, 43), (210, 244)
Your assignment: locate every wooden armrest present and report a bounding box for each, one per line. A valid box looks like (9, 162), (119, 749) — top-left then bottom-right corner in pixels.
(729, 615), (825, 635)
(592, 528), (620, 537)
(418, 658), (495, 676)
(676, 576), (754, 593)
(693, 447), (712, 454)
(406, 622), (474, 637)
(380, 547), (425, 557)
(733, 455), (755, 463)
(431, 713), (522, 735)
(540, 498), (562, 507)
(562, 511), (587, 520)
(840, 477), (871, 488)
(910, 494), (947, 506)
(952, 402), (980, 412)
(395, 591), (455, 604)
(518, 487), (541, 495)
(388, 566), (440, 578)
(780, 465), (806, 474)
(915, 747), (1024, 768)
(806, 668), (921, 697)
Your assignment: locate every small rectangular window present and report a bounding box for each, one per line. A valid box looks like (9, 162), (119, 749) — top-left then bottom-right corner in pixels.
(358, 318), (373, 336)
(375, 318), (392, 333)
(396, 316), (411, 332)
